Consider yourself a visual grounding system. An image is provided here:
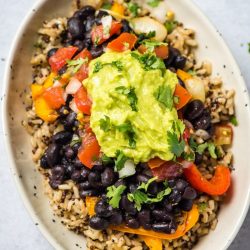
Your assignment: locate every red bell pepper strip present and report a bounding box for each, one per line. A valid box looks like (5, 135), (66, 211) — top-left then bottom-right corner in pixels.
(107, 33), (138, 52)
(183, 164), (231, 196)
(48, 47), (78, 72)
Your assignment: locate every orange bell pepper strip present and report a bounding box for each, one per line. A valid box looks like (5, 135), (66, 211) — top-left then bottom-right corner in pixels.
(111, 205), (199, 240)
(111, 2), (125, 15)
(86, 196), (99, 216)
(183, 164), (231, 196)
(176, 69), (192, 82)
(140, 236), (162, 250)
(107, 33), (138, 52)
(148, 157), (165, 169)
(31, 84), (45, 100)
(174, 84), (192, 110)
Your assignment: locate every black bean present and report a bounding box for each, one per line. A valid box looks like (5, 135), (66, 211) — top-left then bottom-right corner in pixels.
(167, 179), (176, 188)
(73, 6), (96, 20)
(80, 167), (90, 180)
(89, 215), (109, 230)
(74, 157), (84, 169)
(109, 211), (123, 226)
(71, 170), (83, 183)
(152, 209), (173, 222)
(40, 154), (50, 169)
(79, 189), (99, 198)
(120, 195), (137, 215)
(182, 187), (197, 200)
(152, 222), (176, 234)
(178, 77), (186, 88)
(92, 164), (105, 172)
(72, 142), (81, 155)
(193, 109), (211, 130)
(64, 146), (75, 160)
(82, 38), (92, 50)
(74, 39), (85, 51)
(58, 65), (67, 75)
(121, 19), (132, 33)
(114, 179), (126, 187)
(125, 215), (140, 229)
(173, 55), (186, 69)
(57, 105), (70, 118)
(67, 17), (85, 40)
(147, 182), (159, 196)
(84, 16), (96, 32)
(47, 48), (58, 59)
(64, 112), (77, 130)
(164, 47), (180, 68)
(129, 183), (138, 193)
(95, 10), (109, 25)
(138, 209), (151, 226)
(88, 172), (102, 189)
(64, 164), (75, 177)
(169, 189), (182, 205)
(46, 143), (60, 167)
(90, 46), (105, 58)
(183, 100), (205, 121)
(163, 199), (173, 212)
(78, 181), (91, 191)
(101, 167), (116, 187)
(195, 153), (203, 165)
(95, 199), (113, 218)
(141, 168), (153, 177)
(175, 179), (188, 193)
(52, 131), (73, 145)
(179, 199), (193, 211)
(49, 165), (65, 189)
(136, 174), (150, 184)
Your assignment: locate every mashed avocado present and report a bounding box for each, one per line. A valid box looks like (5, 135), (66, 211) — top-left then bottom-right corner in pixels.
(84, 51), (180, 163)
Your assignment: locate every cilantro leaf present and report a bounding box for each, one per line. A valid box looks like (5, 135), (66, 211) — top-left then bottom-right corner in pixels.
(102, 2), (112, 9)
(198, 202), (207, 212)
(138, 177), (158, 192)
(99, 115), (112, 132)
(154, 85), (173, 109)
(115, 150), (129, 171)
(93, 60), (123, 73)
(196, 142), (208, 155)
(93, 61), (103, 73)
(127, 190), (147, 211)
(196, 142), (217, 159)
(167, 131), (185, 157)
(164, 20), (177, 33)
(111, 60), (123, 71)
(67, 58), (87, 74)
(116, 122), (137, 148)
(207, 143), (217, 159)
(115, 86), (138, 112)
(106, 185), (126, 208)
(142, 40), (167, 52)
(128, 2), (139, 17)
(189, 137), (198, 151)
(101, 154), (113, 165)
(230, 116), (238, 126)
(147, 0), (161, 7)
(146, 187), (171, 203)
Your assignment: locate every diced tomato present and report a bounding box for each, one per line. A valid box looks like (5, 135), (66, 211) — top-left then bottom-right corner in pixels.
(84, 122), (92, 133)
(151, 161), (183, 181)
(43, 86), (65, 109)
(78, 133), (101, 169)
(48, 47), (78, 72)
(154, 45), (169, 59)
(107, 33), (138, 52)
(183, 127), (191, 142)
(184, 164), (231, 196)
(74, 87), (92, 115)
(74, 48), (92, 61)
(74, 64), (89, 81)
(138, 45), (147, 54)
(174, 84), (192, 110)
(91, 21), (122, 46)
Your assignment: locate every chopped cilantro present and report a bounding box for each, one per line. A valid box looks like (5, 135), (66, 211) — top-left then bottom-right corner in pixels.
(198, 202), (207, 212)
(102, 2), (112, 9)
(128, 2), (139, 17)
(165, 20), (177, 33)
(183, 151), (195, 162)
(167, 131), (185, 158)
(189, 137), (198, 151)
(93, 60), (123, 73)
(93, 61), (103, 73)
(207, 143), (217, 159)
(99, 115), (112, 132)
(137, 31), (156, 44)
(111, 60), (123, 71)
(173, 119), (185, 137)
(196, 143), (208, 155)
(141, 40), (167, 53)
(67, 58), (87, 74)
(131, 52), (165, 71)
(230, 116), (238, 126)
(115, 86), (138, 111)
(196, 142), (217, 159)
(116, 122), (136, 148)
(146, 187), (171, 203)
(147, 0), (161, 7)
(138, 177), (158, 192)
(187, 69), (197, 76)
(115, 150), (129, 171)
(106, 185), (126, 208)
(101, 154), (113, 165)
(154, 85), (173, 109)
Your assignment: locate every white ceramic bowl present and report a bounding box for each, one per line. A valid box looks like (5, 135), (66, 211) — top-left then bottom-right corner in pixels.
(2, 0), (250, 249)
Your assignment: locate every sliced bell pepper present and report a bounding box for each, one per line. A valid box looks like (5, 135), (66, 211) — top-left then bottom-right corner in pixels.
(43, 86), (65, 109)
(34, 96), (58, 122)
(174, 84), (192, 110)
(91, 21), (122, 45)
(176, 69), (192, 82)
(74, 87), (92, 115)
(31, 84), (45, 100)
(48, 46), (78, 72)
(43, 72), (57, 89)
(86, 196), (99, 215)
(183, 164), (231, 196)
(111, 2), (125, 16)
(140, 236), (162, 250)
(110, 205), (199, 240)
(78, 132), (100, 169)
(148, 157), (165, 169)
(107, 33), (138, 52)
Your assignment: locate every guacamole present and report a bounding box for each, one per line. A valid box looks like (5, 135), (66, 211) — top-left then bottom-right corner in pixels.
(84, 51), (180, 163)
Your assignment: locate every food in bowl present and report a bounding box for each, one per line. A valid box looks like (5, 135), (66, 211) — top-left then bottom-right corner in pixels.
(23, 0), (236, 249)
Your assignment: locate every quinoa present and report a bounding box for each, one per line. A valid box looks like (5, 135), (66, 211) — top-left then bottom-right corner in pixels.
(23, 1), (235, 249)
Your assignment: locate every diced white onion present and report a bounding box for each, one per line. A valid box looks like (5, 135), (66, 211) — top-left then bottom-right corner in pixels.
(101, 15), (112, 39)
(118, 160), (136, 178)
(53, 80), (62, 87)
(145, 1), (169, 23)
(69, 99), (79, 113)
(185, 77), (206, 103)
(63, 92), (68, 102)
(65, 78), (82, 95)
(130, 16), (167, 42)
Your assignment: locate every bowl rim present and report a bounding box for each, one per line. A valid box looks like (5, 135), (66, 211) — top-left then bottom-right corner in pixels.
(2, 0), (250, 249)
